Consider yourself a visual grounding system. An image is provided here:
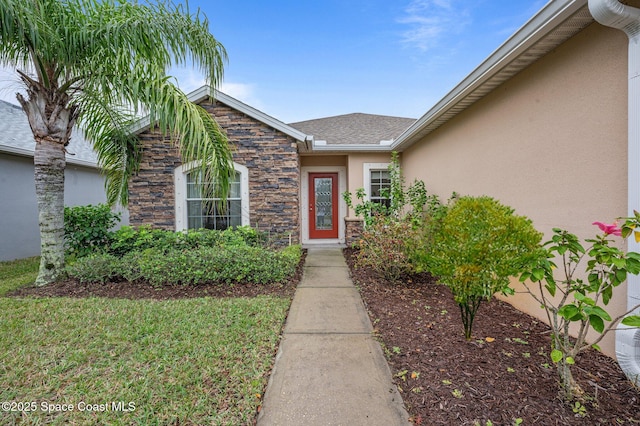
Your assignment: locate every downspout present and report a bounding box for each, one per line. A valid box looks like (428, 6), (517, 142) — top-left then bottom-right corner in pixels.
(589, 0), (640, 384)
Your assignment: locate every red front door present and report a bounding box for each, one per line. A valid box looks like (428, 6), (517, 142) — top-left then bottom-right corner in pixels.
(309, 173), (339, 239)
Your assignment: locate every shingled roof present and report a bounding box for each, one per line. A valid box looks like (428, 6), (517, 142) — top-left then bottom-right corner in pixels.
(289, 113), (415, 146)
(0, 100), (98, 166)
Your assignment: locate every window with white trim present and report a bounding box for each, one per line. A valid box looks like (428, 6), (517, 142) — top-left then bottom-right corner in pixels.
(364, 163), (391, 208)
(175, 162), (249, 231)
(186, 170), (242, 230)
(369, 169), (391, 208)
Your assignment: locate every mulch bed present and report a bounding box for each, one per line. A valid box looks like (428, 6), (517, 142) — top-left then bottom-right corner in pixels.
(9, 251), (306, 301)
(344, 248), (640, 425)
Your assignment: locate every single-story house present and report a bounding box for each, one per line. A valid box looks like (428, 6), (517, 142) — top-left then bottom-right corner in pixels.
(0, 100), (129, 261)
(128, 89), (414, 247)
(128, 0), (638, 377)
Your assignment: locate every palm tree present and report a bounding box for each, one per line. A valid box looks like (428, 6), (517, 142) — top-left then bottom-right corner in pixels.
(0, 0), (233, 286)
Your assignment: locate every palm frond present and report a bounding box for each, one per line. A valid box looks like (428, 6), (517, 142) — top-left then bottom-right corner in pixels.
(74, 92), (141, 206)
(2, 0), (232, 205)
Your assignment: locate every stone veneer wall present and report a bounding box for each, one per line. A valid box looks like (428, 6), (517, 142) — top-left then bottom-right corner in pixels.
(128, 132), (181, 229)
(344, 217), (364, 246)
(128, 98), (301, 245)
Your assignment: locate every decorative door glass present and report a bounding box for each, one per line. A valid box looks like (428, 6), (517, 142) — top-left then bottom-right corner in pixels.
(309, 172), (338, 239)
(314, 177), (333, 230)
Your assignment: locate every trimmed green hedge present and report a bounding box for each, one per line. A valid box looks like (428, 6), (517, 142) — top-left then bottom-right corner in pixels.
(66, 245), (302, 286)
(107, 225), (265, 256)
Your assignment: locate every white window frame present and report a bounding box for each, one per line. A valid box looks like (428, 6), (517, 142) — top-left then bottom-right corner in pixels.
(174, 161), (249, 231)
(363, 162), (391, 204)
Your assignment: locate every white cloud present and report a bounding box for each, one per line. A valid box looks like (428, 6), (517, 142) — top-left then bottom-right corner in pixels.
(168, 66), (263, 109)
(219, 82), (262, 108)
(169, 67), (208, 94)
(398, 0), (471, 52)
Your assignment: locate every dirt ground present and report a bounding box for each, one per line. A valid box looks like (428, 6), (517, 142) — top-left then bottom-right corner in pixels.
(344, 248), (640, 425)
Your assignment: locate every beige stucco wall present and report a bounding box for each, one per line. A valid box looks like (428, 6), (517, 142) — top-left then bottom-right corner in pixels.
(401, 23), (628, 357)
(345, 152), (394, 216)
(300, 155), (347, 168)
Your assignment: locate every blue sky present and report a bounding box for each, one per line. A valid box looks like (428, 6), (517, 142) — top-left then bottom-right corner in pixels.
(0, 0), (547, 124)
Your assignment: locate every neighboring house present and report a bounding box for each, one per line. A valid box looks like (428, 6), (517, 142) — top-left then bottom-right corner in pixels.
(128, 0), (640, 376)
(0, 100), (128, 261)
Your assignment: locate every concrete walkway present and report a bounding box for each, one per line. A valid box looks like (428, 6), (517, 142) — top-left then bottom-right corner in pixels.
(257, 248), (410, 426)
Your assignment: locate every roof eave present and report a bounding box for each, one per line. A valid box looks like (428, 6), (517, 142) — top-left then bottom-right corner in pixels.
(308, 143), (393, 153)
(392, 0), (592, 152)
(129, 86), (311, 144)
(0, 144), (99, 168)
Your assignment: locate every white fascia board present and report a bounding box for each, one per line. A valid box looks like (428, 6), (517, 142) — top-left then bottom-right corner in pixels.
(392, 0), (587, 151)
(0, 144), (99, 168)
(187, 86), (311, 143)
(311, 143), (392, 152)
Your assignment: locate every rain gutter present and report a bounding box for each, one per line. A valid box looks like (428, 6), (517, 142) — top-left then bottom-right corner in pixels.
(589, 0), (640, 384)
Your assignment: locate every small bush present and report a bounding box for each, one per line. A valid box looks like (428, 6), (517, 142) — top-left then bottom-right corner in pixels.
(427, 196), (542, 340)
(65, 253), (122, 283)
(356, 218), (424, 282)
(64, 204), (121, 258)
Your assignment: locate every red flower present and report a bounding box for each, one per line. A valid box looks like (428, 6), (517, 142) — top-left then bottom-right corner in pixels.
(592, 221), (622, 236)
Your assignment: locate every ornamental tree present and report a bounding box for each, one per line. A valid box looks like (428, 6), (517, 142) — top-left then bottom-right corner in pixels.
(520, 218), (640, 400)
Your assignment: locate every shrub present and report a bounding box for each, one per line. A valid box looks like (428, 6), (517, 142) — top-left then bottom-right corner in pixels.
(108, 226), (265, 257)
(74, 244), (302, 286)
(65, 224), (300, 286)
(65, 253), (122, 283)
(64, 204), (121, 258)
(355, 218), (424, 282)
(343, 151), (443, 279)
(427, 196), (542, 340)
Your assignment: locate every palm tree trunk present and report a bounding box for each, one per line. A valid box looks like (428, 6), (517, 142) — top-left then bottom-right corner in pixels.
(33, 138), (66, 286)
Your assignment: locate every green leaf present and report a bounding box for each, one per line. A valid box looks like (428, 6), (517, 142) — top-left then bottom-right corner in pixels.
(558, 304), (580, 320)
(574, 292), (596, 306)
(602, 285), (613, 305)
(587, 272), (600, 287)
(591, 343), (601, 351)
(589, 315), (605, 333)
(531, 268), (545, 282)
(566, 357), (575, 365)
(611, 257), (626, 268)
(621, 315), (640, 327)
(550, 349), (563, 363)
(583, 305), (611, 321)
(545, 282), (556, 297)
(615, 269), (627, 285)
(626, 254), (640, 274)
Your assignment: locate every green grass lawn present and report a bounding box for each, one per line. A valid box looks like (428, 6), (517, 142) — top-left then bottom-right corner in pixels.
(0, 257), (39, 296)
(0, 258), (290, 425)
